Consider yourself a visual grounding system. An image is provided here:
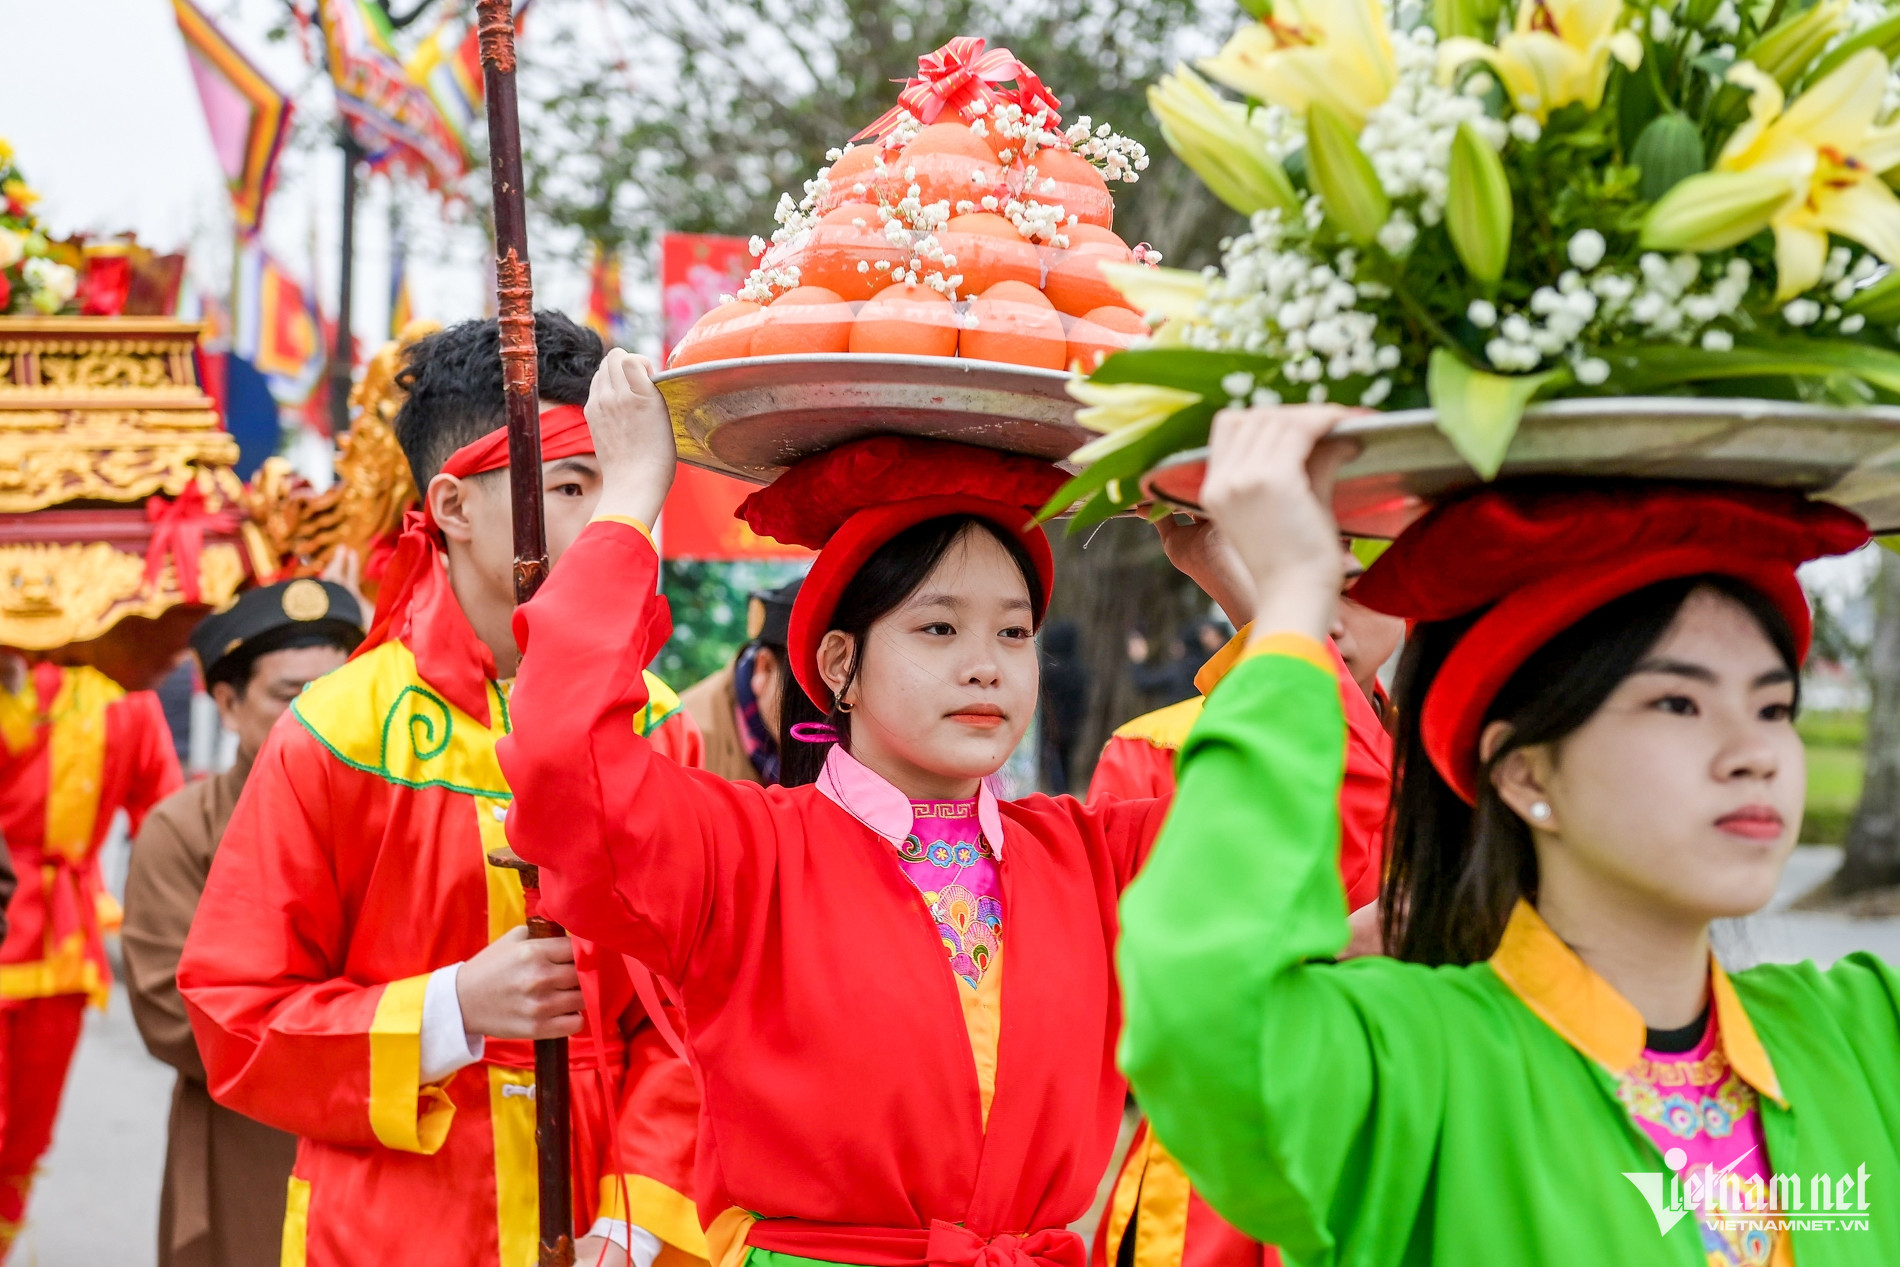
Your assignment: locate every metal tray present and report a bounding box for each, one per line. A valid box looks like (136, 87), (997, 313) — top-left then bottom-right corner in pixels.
(1141, 397), (1900, 536)
(654, 354), (1088, 484)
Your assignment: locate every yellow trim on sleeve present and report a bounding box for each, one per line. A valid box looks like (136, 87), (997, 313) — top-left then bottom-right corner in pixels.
(489, 1065), (539, 1267)
(1110, 696), (1205, 752)
(591, 513), (657, 548)
(367, 973), (456, 1154)
(1132, 1137), (1193, 1267)
(280, 1175), (310, 1267)
(1191, 625), (1252, 698)
(1241, 631), (1334, 677)
(598, 1174), (711, 1258)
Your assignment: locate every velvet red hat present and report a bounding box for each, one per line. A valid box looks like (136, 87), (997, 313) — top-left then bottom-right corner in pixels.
(738, 436), (1068, 710)
(1350, 481), (1869, 805)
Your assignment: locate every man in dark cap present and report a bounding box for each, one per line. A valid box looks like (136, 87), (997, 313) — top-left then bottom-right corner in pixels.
(121, 578), (363, 1267)
(680, 577), (802, 784)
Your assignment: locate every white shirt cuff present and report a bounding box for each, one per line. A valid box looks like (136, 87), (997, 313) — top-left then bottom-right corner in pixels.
(586, 1219), (663, 1267)
(419, 963), (486, 1085)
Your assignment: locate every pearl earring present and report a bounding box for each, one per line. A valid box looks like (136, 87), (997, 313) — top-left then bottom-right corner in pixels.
(1529, 802), (1551, 822)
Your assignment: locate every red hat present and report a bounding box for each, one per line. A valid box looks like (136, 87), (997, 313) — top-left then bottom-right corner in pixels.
(738, 436), (1067, 710)
(1350, 482), (1869, 805)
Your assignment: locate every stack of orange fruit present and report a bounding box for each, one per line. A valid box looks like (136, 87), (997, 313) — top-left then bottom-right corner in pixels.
(668, 39), (1158, 375)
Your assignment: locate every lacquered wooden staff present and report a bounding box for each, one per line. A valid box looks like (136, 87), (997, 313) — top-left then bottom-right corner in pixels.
(475, 1), (572, 1264)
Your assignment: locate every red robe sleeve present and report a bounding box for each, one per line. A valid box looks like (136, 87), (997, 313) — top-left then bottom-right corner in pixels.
(649, 707), (705, 770)
(178, 721), (452, 1154)
(501, 519), (768, 988)
(111, 690), (184, 835)
(1087, 735), (1180, 806)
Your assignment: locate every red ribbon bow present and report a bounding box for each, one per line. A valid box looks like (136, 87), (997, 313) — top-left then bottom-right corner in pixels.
(1008, 65), (1063, 126)
(144, 483), (237, 605)
(853, 37), (1026, 141)
(924, 1222), (1086, 1267)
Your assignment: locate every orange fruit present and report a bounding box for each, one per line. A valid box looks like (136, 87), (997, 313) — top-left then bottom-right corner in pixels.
(935, 213), (1041, 296)
(1043, 234), (1137, 318)
(849, 283), (959, 357)
(1063, 223), (1129, 250)
(823, 145), (882, 208)
(669, 301), (764, 368)
(1065, 306), (1149, 371)
(750, 287), (854, 356)
(778, 203), (906, 301)
(891, 122), (1005, 209)
(960, 280), (1066, 369)
(1024, 146), (1114, 229)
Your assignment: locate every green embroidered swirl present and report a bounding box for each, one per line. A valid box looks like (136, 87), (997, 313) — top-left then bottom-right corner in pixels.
(385, 685), (453, 764)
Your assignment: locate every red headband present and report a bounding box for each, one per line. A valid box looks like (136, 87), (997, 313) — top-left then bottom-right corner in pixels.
(738, 436), (1067, 711)
(421, 403), (595, 527)
(362, 403), (598, 655)
(1350, 482), (1869, 804)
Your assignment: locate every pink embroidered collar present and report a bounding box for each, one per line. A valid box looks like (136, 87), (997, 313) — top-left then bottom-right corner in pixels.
(816, 744), (1007, 857)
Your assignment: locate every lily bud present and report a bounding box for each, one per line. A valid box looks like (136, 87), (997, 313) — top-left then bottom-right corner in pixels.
(1743, 0), (1849, 87)
(1446, 122), (1512, 285)
(1149, 67), (1299, 218)
(1641, 169), (1790, 252)
(1066, 379), (1204, 464)
(1631, 113), (1705, 202)
(1100, 263), (1210, 324)
(1812, 8), (1900, 80)
(1307, 101), (1391, 246)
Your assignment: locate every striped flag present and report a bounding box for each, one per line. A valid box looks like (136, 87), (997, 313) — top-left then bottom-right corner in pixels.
(402, 1), (537, 165)
(236, 246), (325, 405)
(317, 0), (465, 190)
(172, 0), (293, 236)
(585, 241), (627, 348)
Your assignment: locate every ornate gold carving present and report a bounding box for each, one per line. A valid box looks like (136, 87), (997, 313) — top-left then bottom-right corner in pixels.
(244, 322), (432, 584)
(0, 539), (245, 650)
(0, 318), (233, 513)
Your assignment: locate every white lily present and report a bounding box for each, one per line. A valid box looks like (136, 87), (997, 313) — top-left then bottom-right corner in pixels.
(1714, 52), (1900, 299)
(1439, 0), (1643, 121)
(1199, 0), (1398, 130)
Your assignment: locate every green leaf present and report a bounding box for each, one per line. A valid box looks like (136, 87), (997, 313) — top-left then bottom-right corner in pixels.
(1427, 348), (1563, 479)
(1845, 269), (1900, 322)
(1617, 59), (1662, 155)
(1880, 535), (1900, 556)
(1446, 123), (1512, 285)
(1306, 102), (1390, 246)
(1605, 337), (1900, 395)
(1808, 6), (1900, 80)
(1630, 114), (1706, 202)
(1349, 538), (1391, 566)
(1434, 0), (1502, 41)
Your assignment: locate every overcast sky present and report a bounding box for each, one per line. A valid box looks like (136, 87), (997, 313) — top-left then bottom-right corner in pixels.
(0, 0), (607, 347)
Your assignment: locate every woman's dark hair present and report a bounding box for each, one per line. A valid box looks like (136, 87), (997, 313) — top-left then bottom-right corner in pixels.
(1380, 574), (1801, 967)
(778, 515), (1044, 787)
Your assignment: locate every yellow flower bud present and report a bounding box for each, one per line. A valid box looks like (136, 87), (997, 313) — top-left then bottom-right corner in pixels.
(1149, 67), (1299, 218)
(1639, 169), (1789, 252)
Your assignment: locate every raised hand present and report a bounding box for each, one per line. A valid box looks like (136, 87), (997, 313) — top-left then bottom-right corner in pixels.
(587, 348), (679, 530)
(1198, 405), (1360, 646)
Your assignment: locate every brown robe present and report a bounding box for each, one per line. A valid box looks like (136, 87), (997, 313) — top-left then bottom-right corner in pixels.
(679, 662), (764, 785)
(122, 752), (298, 1267)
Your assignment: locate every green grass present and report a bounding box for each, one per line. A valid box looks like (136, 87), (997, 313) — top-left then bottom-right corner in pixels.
(1801, 711), (1865, 845)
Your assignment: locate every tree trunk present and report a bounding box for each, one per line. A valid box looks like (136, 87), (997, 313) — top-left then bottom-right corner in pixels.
(1832, 547), (1900, 892)
(1043, 517), (1216, 793)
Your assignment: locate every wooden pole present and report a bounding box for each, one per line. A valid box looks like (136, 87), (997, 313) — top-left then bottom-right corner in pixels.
(476, 4), (568, 1264)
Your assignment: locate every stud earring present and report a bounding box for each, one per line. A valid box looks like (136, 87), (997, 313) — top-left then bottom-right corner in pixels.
(1529, 802), (1551, 823)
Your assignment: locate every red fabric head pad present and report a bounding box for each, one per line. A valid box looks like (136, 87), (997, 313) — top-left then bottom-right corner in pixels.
(738, 436), (1068, 711)
(1349, 481), (1869, 804)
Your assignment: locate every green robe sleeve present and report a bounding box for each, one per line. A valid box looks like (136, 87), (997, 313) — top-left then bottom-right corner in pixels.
(1118, 650), (1430, 1263)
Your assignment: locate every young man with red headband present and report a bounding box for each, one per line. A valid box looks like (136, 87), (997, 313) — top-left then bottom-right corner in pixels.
(179, 315), (705, 1267)
(1121, 406), (1900, 1264)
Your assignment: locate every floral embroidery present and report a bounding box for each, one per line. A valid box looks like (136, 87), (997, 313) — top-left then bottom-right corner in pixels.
(896, 800), (1003, 990)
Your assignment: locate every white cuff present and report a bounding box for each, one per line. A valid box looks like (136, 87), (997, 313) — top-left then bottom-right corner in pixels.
(419, 963), (486, 1084)
(586, 1219), (663, 1267)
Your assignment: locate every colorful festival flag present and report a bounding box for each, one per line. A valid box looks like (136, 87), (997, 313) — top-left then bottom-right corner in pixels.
(659, 232), (753, 360)
(317, 0), (465, 190)
(584, 241), (627, 348)
(172, 0), (293, 236)
(402, 1), (536, 165)
(236, 246), (325, 406)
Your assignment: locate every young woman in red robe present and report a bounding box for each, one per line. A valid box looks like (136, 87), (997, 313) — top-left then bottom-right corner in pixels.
(500, 350), (1235, 1267)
